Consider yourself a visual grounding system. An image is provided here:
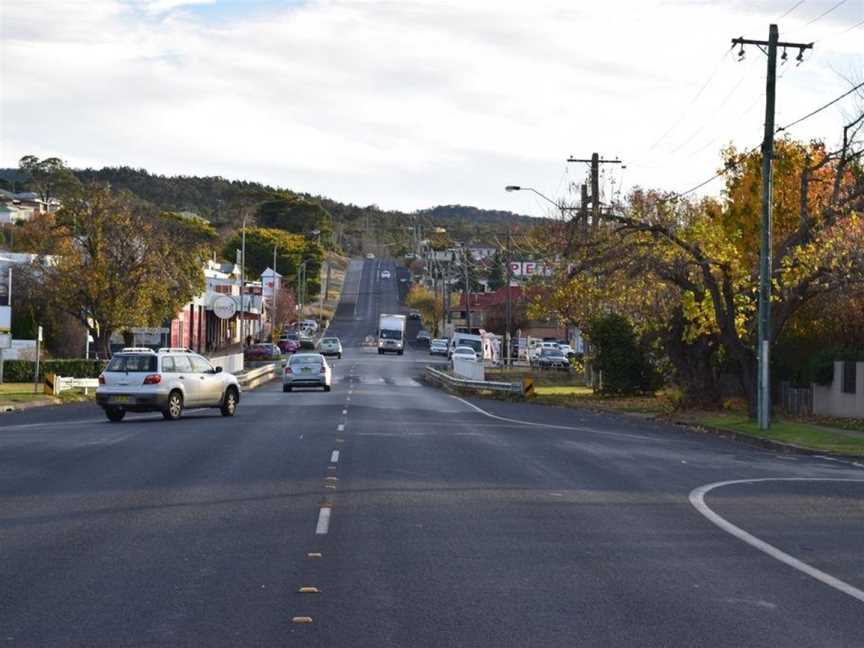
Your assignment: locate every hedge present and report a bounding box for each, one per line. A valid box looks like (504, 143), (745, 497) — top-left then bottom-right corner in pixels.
(1, 359), (107, 383)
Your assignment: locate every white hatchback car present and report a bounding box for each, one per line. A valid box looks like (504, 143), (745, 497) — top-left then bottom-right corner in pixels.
(283, 353), (332, 392)
(380, 270), (391, 279)
(96, 347), (241, 422)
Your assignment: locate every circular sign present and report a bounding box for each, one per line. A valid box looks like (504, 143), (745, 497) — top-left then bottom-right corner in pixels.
(213, 295), (238, 320)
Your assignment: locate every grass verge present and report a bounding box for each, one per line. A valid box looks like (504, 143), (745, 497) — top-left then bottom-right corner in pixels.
(698, 413), (864, 456)
(0, 383), (56, 407)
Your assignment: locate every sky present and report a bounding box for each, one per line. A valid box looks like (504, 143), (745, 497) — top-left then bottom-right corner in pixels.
(1, 0), (862, 216)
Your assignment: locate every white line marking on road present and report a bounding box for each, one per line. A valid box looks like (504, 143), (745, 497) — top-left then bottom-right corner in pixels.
(331, 450), (340, 463)
(315, 507), (332, 535)
(448, 396), (655, 441)
(337, 424), (344, 432)
(342, 409), (347, 415)
(689, 478), (864, 603)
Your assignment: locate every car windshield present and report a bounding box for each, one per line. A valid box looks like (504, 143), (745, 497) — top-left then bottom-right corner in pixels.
(381, 329), (402, 340)
(106, 354), (157, 372)
(455, 347), (475, 355)
(321, 338), (338, 344)
(455, 338), (482, 353)
(542, 349), (564, 357)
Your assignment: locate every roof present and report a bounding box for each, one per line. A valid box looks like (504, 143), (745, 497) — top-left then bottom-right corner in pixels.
(453, 286), (523, 310)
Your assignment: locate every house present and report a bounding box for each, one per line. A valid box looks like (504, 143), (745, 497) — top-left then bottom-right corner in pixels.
(0, 190), (61, 223)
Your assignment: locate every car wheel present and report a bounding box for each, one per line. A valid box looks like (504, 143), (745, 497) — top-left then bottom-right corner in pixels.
(105, 407), (125, 422)
(378, 349), (383, 355)
(398, 350), (403, 356)
(220, 387), (238, 417)
(283, 385), (291, 393)
(324, 385), (331, 392)
(163, 390), (183, 420)
(338, 353), (342, 359)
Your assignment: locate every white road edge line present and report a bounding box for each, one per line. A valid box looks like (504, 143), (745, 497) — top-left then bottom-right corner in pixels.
(337, 424), (345, 432)
(315, 507), (332, 535)
(448, 396), (655, 441)
(330, 450), (340, 463)
(689, 478), (864, 603)
(342, 409), (347, 415)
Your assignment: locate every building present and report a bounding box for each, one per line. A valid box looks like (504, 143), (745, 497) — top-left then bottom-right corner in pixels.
(0, 190), (61, 223)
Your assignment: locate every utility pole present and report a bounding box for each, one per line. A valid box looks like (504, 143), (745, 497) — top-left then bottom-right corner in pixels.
(505, 226), (513, 366)
(566, 154), (622, 228)
(463, 248), (471, 333)
(733, 25), (812, 431)
(272, 244), (278, 336)
(240, 212), (247, 347)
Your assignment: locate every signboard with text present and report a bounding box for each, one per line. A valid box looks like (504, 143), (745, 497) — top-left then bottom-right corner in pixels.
(510, 261), (552, 278)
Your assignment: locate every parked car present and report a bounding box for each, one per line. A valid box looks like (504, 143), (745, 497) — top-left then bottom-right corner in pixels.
(283, 353), (332, 392)
(429, 339), (449, 356)
(96, 347), (241, 422)
(536, 348), (570, 371)
(317, 336), (343, 358)
(380, 270), (391, 279)
(416, 330), (431, 344)
(366, 253), (375, 259)
(557, 342), (575, 358)
(278, 333), (301, 354)
(244, 343), (282, 360)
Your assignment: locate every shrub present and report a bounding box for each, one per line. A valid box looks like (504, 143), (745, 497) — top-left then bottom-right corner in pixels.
(2, 359), (106, 383)
(587, 314), (659, 396)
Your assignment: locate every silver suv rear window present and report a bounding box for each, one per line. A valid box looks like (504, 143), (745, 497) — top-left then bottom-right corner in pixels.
(106, 354), (157, 372)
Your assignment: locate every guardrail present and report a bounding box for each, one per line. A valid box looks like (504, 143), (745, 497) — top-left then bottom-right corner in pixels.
(237, 363), (279, 390)
(424, 366), (524, 395)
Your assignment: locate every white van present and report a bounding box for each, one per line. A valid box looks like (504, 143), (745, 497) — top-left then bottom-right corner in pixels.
(448, 333), (483, 359)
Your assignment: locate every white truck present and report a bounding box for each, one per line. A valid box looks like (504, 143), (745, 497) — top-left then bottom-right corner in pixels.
(378, 314), (407, 355)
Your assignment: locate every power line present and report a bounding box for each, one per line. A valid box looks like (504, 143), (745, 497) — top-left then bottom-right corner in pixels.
(776, 79), (864, 133)
(778, 0), (807, 20)
(648, 47), (733, 151)
(803, 0), (847, 26)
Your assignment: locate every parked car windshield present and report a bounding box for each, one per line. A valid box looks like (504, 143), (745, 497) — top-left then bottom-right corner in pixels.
(106, 354), (157, 372)
(542, 349), (565, 357)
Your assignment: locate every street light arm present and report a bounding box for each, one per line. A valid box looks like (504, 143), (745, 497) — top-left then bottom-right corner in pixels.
(504, 185), (577, 212)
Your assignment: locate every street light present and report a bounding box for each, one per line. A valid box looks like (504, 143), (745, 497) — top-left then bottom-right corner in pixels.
(505, 185), (577, 217)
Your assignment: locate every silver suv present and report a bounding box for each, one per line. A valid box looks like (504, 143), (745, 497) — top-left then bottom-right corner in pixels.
(96, 347), (241, 422)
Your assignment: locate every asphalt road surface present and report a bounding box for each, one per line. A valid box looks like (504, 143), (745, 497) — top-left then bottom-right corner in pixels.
(2, 259), (863, 647)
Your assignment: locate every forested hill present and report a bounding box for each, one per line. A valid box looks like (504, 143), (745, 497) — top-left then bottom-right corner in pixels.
(0, 165), (532, 228)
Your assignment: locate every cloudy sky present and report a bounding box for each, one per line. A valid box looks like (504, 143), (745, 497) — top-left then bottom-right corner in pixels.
(1, 0), (861, 215)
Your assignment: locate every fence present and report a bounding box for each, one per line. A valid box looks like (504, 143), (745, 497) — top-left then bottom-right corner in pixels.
(778, 381), (813, 417)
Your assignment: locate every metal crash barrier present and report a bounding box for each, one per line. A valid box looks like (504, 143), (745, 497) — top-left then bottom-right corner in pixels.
(424, 366), (525, 395)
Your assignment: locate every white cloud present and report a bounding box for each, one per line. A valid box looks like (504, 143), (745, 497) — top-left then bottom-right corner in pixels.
(1, 0), (861, 214)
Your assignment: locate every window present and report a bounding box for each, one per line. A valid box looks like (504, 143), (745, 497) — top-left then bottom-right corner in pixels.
(106, 354), (157, 372)
(842, 361), (857, 394)
(190, 355), (213, 373)
(172, 355), (192, 373)
(291, 355), (322, 366)
(160, 356), (176, 373)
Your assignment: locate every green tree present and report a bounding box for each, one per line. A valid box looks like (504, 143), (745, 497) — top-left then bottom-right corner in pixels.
(18, 155), (80, 203)
(257, 195), (333, 240)
(587, 313), (659, 395)
(487, 251), (506, 291)
(222, 227), (323, 297)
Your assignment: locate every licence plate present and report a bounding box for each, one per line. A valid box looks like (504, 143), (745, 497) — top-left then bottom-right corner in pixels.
(302, 367), (311, 373)
(111, 395), (130, 404)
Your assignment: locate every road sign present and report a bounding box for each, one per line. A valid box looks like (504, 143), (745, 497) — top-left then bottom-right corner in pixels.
(213, 295), (237, 320)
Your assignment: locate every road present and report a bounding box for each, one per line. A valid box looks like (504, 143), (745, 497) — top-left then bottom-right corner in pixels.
(1, 258), (863, 647)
